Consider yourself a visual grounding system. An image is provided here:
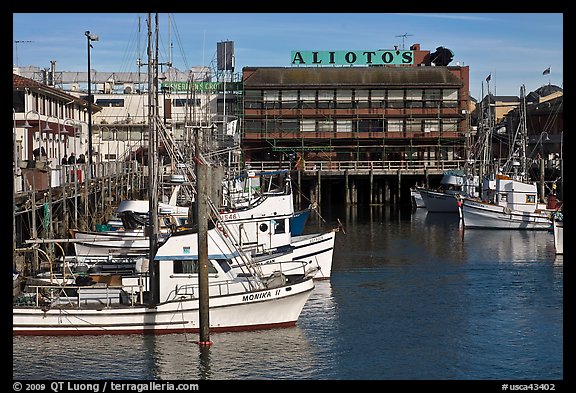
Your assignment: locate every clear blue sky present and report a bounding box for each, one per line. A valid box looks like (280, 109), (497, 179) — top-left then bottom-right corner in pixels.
(13, 13), (563, 99)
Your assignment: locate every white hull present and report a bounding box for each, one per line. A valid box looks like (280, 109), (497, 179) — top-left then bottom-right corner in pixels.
(411, 189), (426, 208)
(13, 278), (314, 335)
(553, 220), (563, 254)
(461, 199), (551, 230)
(229, 230), (336, 280)
(417, 188), (460, 213)
(291, 231), (336, 279)
(73, 237), (151, 257)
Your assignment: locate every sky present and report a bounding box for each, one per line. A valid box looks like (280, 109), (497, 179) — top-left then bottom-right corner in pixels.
(12, 13), (563, 99)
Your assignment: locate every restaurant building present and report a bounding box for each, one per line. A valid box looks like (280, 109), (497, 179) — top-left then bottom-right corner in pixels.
(241, 44), (472, 205)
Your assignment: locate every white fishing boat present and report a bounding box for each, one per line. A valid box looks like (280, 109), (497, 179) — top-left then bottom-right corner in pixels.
(459, 174), (554, 230)
(417, 187), (460, 213)
(13, 227), (316, 335)
(417, 171), (478, 213)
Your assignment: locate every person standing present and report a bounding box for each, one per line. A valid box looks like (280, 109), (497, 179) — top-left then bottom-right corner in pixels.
(61, 154), (68, 165)
(68, 152), (76, 164)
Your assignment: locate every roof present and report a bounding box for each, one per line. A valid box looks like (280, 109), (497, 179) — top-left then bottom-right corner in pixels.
(13, 73), (101, 112)
(243, 66), (464, 88)
(534, 84), (562, 97)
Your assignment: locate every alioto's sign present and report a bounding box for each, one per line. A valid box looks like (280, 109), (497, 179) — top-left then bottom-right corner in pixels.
(291, 50), (414, 66)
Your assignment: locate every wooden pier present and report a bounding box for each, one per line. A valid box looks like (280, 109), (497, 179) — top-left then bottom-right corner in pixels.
(245, 159), (463, 208)
(13, 161), (146, 257)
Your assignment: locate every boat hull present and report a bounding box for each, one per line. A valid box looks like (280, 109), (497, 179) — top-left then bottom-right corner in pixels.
(418, 188), (459, 213)
(13, 278), (314, 336)
(553, 220), (563, 254)
(291, 231), (336, 279)
(461, 199), (551, 230)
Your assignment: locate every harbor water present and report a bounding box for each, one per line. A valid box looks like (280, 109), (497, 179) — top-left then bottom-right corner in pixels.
(12, 206), (563, 381)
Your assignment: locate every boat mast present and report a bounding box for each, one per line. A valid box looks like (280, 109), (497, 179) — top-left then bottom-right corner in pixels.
(148, 13), (160, 305)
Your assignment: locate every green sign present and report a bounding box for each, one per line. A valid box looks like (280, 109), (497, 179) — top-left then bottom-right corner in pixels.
(291, 50), (414, 66)
(160, 81), (243, 92)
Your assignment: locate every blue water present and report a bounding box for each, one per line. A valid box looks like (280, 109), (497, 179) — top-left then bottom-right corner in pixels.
(12, 207), (563, 381)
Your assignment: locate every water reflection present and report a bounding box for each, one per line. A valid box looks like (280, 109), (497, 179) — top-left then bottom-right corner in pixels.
(13, 206), (562, 380)
(461, 225), (556, 262)
(149, 281), (337, 380)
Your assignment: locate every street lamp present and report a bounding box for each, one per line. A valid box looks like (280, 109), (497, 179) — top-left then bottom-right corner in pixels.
(85, 30), (99, 179)
(13, 109), (20, 177)
(23, 110), (42, 160)
(60, 118), (76, 161)
(43, 116), (58, 161)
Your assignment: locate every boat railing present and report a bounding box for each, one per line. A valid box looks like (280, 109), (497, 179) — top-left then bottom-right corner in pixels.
(21, 283), (145, 309)
(172, 278), (238, 299)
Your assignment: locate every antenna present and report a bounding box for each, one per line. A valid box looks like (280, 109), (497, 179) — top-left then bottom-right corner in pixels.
(14, 40), (33, 67)
(394, 33), (413, 50)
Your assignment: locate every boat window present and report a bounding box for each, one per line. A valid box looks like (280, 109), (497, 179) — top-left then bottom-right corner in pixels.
(274, 219), (286, 234)
(216, 259), (232, 273)
(259, 223), (269, 232)
(173, 260), (217, 274)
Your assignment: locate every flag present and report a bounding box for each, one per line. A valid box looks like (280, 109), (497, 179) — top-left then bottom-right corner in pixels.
(543, 67), (551, 75)
(486, 74), (491, 82)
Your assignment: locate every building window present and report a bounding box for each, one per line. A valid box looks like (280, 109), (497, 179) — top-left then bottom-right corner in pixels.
(371, 90), (386, 108)
(102, 128), (115, 141)
(443, 89), (458, 108)
(280, 90), (298, 109)
(244, 90), (262, 109)
(217, 97), (236, 114)
(265, 119), (279, 132)
(336, 120), (352, 132)
(116, 130), (128, 141)
(387, 90), (404, 108)
(95, 98), (124, 107)
(318, 120), (333, 132)
(299, 90), (316, 109)
(424, 89), (442, 108)
(355, 90), (369, 109)
(317, 89), (334, 109)
(442, 119), (458, 132)
(130, 129), (143, 141)
(387, 119), (403, 132)
(336, 89), (353, 109)
(263, 90), (279, 109)
(406, 89), (423, 108)
(173, 98), (201, 107)
(280, 119), (299, 132)
(406, 118), (422, 132)
(424, 119), (440, 133)
(300, 119), (316, 132)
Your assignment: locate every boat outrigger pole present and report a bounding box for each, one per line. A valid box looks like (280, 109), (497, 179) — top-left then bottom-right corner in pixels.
(147, 13), (160, 306)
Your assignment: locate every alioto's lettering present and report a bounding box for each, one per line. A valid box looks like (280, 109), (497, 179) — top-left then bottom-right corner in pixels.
(291, 50), (414, 66)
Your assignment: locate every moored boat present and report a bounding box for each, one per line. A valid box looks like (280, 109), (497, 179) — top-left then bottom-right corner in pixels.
(13, 226), (316, 336)
(459, 174), (556, 230)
